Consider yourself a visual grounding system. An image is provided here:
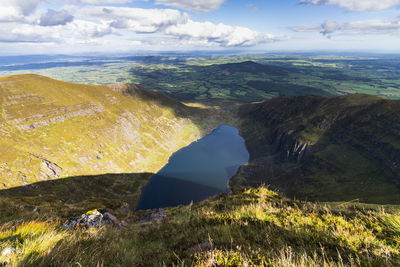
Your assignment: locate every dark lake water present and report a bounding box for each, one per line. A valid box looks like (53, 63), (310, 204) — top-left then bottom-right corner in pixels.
(136, 125), (249, 210)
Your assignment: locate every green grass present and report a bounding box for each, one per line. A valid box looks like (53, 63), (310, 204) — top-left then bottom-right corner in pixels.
(3, 55), (400, 103)
(0, 186), (399, 266)
(235, 94), (400, 204)
(0, 74), (227, 188)
(0, 173), (154, 224)
(1, 59), (400, 266)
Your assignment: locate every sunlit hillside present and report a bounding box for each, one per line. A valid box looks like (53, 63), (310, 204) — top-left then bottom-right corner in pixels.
(0, 74), (221, 189)
(1, 186), (399, 266)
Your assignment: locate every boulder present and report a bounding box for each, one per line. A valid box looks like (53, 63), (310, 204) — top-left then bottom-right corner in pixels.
(139, 208), (166, 223)
(116, 202), (131, 214)
(1, 247), (14, 256)
(63, 209), (120, 229)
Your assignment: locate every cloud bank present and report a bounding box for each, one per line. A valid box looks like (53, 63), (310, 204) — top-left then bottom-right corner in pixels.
(300, 0), (400, 11)
(0, 1), (282, 49)
(39, 9), (74, 26)
(292, 17), (400, 37)
(165, 19), (282, 46)
(78, 6), (187, 33)
(155, 0), (226, 12)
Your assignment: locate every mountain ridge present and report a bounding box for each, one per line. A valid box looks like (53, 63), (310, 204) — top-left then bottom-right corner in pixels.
(1, 75), (400, 266)
(0, 74), (222, 189)
(234, 94), (400, 203)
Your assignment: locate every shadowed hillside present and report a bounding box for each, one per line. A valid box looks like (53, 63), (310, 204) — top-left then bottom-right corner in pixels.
(0, 172), (153, 223)
(0, 74), (224, 189)
(234, 94), (400, 204)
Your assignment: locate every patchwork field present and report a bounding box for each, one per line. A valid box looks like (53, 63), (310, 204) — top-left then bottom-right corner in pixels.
(1, 54), (400, 103)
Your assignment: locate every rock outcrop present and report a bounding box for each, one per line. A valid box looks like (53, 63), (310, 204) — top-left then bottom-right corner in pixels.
(39, 160), (63, 180)
(63, 209), (121, 229)
(139, 209), (166, 223)
(272, 130), (310, 163)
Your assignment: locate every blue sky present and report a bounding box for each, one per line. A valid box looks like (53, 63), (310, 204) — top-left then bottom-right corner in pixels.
(0, 0), (399, 54)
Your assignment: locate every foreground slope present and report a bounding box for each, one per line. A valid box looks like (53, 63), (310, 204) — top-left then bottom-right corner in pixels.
(0, 186), (399, 266)
(0, 74), (218, 188)
(234, 94), (400, 203)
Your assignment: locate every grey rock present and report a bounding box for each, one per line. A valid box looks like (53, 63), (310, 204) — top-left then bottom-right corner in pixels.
(272, 130), (311, 163)
(1, 247), (14, 256)
(139, 209), (166, 223)
(63, 209), (119, 230)
(117, 220), (128, 230)
(187, 242), (213, 254)
(103, 212), (118, 224)
(39, 159), (63, 180)
(116, 202), (131, 214)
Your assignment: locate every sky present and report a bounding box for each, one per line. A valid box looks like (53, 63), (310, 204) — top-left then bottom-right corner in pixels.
(0, 0), (400, 55)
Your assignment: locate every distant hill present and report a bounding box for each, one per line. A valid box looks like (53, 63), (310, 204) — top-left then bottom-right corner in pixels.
(215, 60), (292, 76)
(234, 94), (400, 204)
(0, 74), (218, 188)
(215, 61), (334, 98)
(132, 60), (334, 102)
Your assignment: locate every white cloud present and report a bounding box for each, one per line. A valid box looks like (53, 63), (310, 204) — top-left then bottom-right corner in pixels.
(130, 40), (142, 46)
(0, 19), (114, 44)
(319, 20), (340, 35)
(68, 19), (114, 38)
(39, 9), (74, 26)
(0, 2), (284, 49)
(155, 0), (226, 12)
(292, 18), (400, 37)
(79, 6), (280, 46)
(165, 19), (284, 47)
(300, 0), (400, 11)
(3, 0), (42, 16)
(0, 22), (59, 43)
(0, 0), (132, 21)
(0, 0), (42, 21)
(0, 6), (24, 22)
(70, 0), (131, 3)
(78, 6), (187, 33)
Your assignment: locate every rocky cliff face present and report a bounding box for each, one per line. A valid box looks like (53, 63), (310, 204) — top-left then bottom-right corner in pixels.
(271, 129), (310, 163)
(234, 94), (400, 204)
(0, 74), (217, 188)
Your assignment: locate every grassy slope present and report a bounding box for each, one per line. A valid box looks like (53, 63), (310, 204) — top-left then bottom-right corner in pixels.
(0, 74), (224, 189)
(0, 186), (399, 266)
(2, 75), (400, 266)
(234, 94), (400, 204)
